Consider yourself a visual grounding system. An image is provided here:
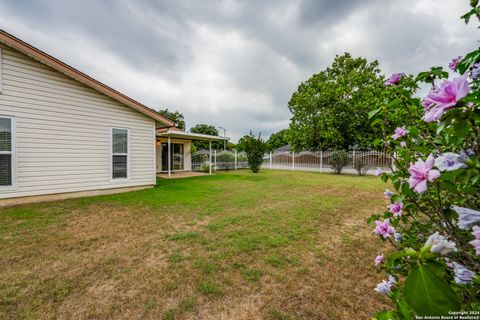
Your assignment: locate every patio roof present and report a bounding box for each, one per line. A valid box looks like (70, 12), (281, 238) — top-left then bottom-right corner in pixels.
(157, 129), (229, 141)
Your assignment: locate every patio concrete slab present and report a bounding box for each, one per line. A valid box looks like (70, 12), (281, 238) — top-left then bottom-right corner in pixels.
(157, 171), (209, 179)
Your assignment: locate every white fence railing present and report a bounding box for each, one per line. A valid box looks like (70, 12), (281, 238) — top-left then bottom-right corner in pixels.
(192, 150), (393, 174)
(192, 150), (249, 172)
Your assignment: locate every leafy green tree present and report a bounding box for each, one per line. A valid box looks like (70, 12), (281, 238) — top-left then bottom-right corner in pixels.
(243, 132), (266, 173)
(226, 142), (237, 151)
(265, 129), (290, 152)
(157, 108), (186, 130)
(235, 135), (248, 152)
(190, 124), (221, 150)
(287, 53), (385, 151)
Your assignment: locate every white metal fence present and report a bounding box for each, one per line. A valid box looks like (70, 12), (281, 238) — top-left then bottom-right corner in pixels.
(192, 150), (249, 172)
(263, 150), (392, 174)
(192, 149), (392, 174)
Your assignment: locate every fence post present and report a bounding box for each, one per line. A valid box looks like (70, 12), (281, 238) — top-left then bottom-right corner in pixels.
(214, 150), (217, 171)
(391, 152), (396, 171)
(292, 151), (295, 171)
(352, 150), (356, 167)
(234, 150), (237, 170)
(269, 151), (272, 169)
(320, 150), (323, 173)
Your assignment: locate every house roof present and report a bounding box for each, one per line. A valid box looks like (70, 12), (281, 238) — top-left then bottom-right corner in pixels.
(0, 29), (175, 126)
(274, 144), (291, 152)
(157, 129), (229, 141)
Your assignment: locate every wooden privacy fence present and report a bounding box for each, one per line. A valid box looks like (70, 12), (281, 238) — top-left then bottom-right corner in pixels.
(192, 150), (393, 174)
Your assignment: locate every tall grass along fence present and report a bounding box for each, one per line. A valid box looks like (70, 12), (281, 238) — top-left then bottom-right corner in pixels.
(193, 150), (393, 175)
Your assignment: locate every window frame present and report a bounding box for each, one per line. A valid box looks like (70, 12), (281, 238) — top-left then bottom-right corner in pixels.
(110, 127), (130, 181)
(0, 115), (16, 189)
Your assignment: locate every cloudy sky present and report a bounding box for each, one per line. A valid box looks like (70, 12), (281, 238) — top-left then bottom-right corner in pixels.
(0, 0), (478, 141)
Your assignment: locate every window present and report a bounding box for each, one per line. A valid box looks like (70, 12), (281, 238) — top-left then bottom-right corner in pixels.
(111, 128), (128, 179)
(0, 116), (15, 187)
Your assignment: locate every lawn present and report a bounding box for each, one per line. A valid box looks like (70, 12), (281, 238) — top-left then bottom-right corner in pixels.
(0, 170), (390, 320)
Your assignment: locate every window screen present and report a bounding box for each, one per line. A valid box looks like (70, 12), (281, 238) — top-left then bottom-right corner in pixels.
(0, 117), (12, 186)
(112, 128), (128, 179)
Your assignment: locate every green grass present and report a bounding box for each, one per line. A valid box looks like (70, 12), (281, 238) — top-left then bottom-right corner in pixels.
(0, 170), (390, 319)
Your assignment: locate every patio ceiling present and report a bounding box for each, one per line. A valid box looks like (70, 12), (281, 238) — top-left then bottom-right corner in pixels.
(157, 129), (229, 141)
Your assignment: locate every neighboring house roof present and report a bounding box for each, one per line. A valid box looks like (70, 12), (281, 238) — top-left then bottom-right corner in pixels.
(157, 129), (229, 141)
(0, 29), (175, 126)
(274, 144), (291, 152)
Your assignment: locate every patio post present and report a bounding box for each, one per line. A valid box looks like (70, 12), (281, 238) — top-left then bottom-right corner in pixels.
(209, 140), (212, 174)
(214, 149), (217, 171)
(234, 150), (237, 170)
(168, 137), (171, 178)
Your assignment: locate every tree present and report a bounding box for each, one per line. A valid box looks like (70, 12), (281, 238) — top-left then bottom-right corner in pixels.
(157, 108), (186, 130)
(190, 124), (220, 150)
(287, 53), (385, 151)
(235, 135), (248, 152)
(265, 129), (290, 152)
(226, 142), (237, 151)
(244, 132), (265, 173)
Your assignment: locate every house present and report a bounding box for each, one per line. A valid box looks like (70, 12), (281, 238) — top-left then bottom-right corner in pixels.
(0, 29), (228, 205)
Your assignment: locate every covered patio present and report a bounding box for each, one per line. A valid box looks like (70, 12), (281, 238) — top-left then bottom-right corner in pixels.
(156, 129), (229, 178)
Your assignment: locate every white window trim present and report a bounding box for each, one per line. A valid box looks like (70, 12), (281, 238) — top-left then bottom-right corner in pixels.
(110, 127), (130, 182)
(0, 115), (16, 189)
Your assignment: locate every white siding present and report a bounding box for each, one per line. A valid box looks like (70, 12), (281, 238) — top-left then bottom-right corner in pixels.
(0, 45), (156, 199)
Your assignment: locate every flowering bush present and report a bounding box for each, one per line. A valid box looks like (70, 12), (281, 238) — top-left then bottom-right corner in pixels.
(368, 3), (480, 318)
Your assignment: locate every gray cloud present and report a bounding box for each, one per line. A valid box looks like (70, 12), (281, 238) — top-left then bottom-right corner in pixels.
(0, 0), (477, 141)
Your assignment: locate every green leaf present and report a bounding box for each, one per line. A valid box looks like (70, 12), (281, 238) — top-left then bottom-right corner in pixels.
(371, 118), (383, 127)
(374, 310), (398, 320)
(458, 49), (480, 74)
(404, 265), (460, 316)
(461, 7), (480, 24)
(368, 108), (381, 119)
(367, 214), (380, 224)
(453, 119), (469, 141)
(436, 121), (446, 134)
(396, 299), (413, 320)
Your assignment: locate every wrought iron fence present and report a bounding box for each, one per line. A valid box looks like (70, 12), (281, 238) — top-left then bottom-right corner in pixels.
(192, 149), (393, 174)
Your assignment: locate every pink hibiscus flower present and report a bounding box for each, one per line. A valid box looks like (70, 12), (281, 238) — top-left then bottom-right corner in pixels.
(422, 75), (470, 122)
(408, 154), (440, 193)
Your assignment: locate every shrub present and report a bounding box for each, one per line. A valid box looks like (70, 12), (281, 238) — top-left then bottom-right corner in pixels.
(330, 150), (348, 174)
(353, 158), (370, 176)
(244, 132), (266, 173)
(367, 3), (480, 318)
